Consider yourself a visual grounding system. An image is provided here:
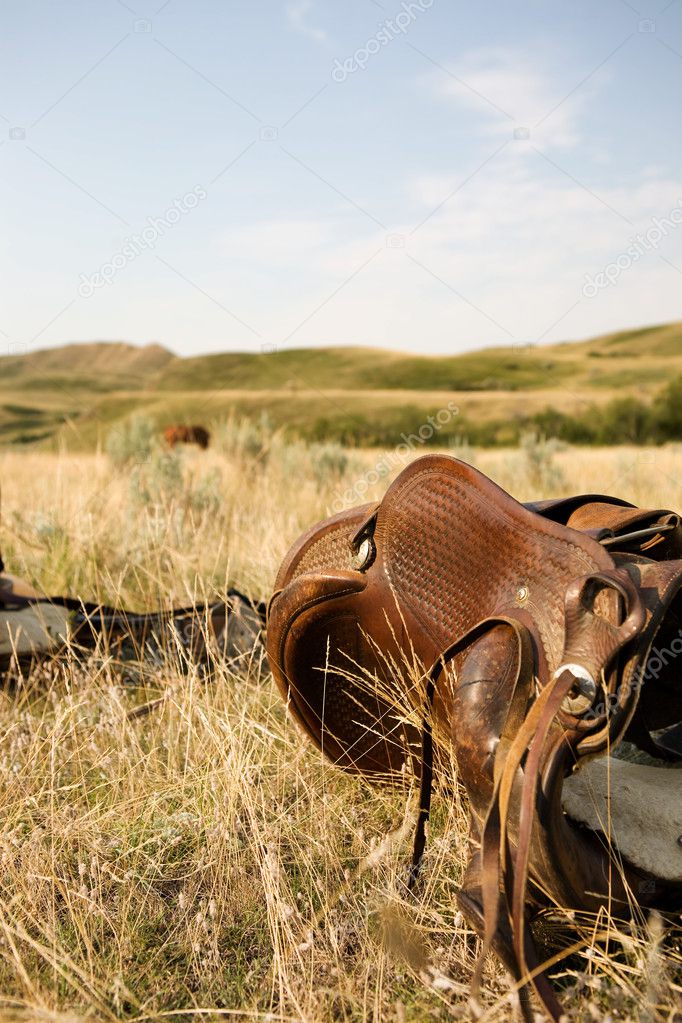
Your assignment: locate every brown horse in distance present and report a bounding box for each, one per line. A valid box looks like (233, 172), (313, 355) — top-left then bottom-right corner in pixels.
(163, 424), (210, 450)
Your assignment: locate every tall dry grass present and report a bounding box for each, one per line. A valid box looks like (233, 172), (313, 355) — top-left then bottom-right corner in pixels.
(0, 435), (680, 1022)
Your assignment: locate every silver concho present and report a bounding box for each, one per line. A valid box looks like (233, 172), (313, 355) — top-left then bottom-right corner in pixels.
(352, 537), (375, 571)
(555, 662), (598, 716)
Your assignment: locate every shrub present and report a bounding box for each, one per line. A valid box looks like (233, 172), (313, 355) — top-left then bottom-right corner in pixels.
(188, 467), (223, 513)
(519, 431), (565, 490)
(529, 407), (598, 445)
(214, 414), (277, 463)
(595, 396), (652, 445)
(651, 377), (682, 441)
(130, 449), (184, 507)
(106, 414), (156, 466)
(309, 442), (349, 485)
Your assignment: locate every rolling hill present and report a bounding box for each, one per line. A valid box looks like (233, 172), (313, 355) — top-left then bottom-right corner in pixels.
(1, 322), (681, 447)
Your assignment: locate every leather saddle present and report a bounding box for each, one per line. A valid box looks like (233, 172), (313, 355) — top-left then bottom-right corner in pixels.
(267, 454), (682, 1020)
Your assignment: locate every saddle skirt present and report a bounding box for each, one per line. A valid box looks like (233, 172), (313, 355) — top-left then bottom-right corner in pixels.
(267, 454), (682, 1021)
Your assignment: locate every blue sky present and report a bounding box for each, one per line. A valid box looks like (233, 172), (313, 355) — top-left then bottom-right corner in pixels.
(2, 0), (682, 357)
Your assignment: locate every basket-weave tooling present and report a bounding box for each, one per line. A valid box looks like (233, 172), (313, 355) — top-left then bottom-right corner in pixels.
(267, 454), (682, 1021)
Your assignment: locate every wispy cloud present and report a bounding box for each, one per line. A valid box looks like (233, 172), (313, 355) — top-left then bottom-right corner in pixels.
(204, 164), (682, 351)
(430, 46), (603, 149)
(286, 1), (328, 44)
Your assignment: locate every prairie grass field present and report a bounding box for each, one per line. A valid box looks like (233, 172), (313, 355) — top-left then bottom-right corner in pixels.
(0, 435), (680, 1022)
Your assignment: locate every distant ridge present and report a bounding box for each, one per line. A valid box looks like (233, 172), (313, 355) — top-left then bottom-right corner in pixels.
(1, 341), (175, 388)
(3, 323), (681, 393)
(153, 321), (682, 392)
(1, 323), (681, 447)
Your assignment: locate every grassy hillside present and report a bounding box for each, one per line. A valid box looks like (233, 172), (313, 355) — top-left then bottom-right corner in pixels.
(154, 345), (578, 392)
(154, 321), (682, 392)
(1, 323), (681, 447)
(2, 341), (173, 389)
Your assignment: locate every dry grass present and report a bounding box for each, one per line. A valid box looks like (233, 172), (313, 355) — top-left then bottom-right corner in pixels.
(0, 437), (680, 1022)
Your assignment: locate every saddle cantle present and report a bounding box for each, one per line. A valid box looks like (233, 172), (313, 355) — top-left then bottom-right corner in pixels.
(267, 454), (682, 1021)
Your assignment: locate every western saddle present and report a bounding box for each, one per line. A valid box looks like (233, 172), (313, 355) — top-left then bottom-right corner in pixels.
(267, 454), (682, 1020)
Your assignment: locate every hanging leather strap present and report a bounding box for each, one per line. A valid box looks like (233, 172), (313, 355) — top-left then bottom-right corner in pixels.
(478, 571), (644, 1020)
(409, 616), (534, 888)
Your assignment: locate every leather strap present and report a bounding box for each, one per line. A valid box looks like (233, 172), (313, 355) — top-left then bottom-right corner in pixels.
(409, 616), (533, 890)
(479, 570), (644, 1019)
(411, 570), (644, 1020)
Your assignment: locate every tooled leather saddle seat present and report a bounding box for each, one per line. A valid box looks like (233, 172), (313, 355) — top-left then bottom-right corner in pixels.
(267, 454), (682, 1021)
